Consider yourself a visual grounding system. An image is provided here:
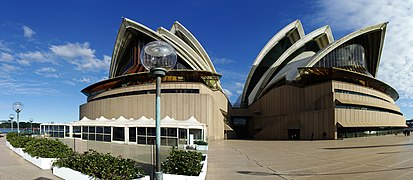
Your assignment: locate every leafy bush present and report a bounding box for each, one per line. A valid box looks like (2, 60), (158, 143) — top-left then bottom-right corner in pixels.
(9, 136), (33, 148)
(23, 138), (73, 158)
(53, 150), (147, 179)
(6, 132), (18, 141)
(194, 140), (208, 145)
(162, 150), (203, 176)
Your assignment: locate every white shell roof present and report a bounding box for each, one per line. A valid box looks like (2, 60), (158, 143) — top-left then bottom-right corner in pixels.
(109, 18), (217, 78)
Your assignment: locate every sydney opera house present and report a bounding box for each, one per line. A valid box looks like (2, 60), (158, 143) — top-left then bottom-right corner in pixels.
(230, 20), (406, 140)
(41, 18), (406, 143)
(41, 18), (229, 145)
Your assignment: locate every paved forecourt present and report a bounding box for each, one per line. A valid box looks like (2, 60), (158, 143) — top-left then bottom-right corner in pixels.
(207, 135), (413, 180)
(0, 137), (58, 180)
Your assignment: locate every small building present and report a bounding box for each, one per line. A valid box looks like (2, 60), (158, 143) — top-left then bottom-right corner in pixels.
(40, 116), (206, 146)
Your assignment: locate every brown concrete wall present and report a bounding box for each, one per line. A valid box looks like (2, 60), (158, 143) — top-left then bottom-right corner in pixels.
(241, 80), (404, 140)
(249, 82), (335, 140)
(79, 82), (228, 140)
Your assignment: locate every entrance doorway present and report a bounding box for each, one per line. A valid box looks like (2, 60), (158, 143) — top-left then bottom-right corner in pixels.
(288, 129), (300, 140)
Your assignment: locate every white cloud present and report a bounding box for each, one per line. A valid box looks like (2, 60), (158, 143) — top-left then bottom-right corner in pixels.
(18, 51), (55, 65)
(23, 25), (36, 38)
(0, 41), (12, 52)
(78, 77), (91, 83)
(0, 79), (59, 95)
(50, 42), (110, 70)
(0, 52), (13, 62)
(235, 82), (244, 88)
(17, 59), (31, 66)
(34, 67), (59, 78)
(63, 80), (76, 86)
(223, 88), (233, 98)
(211, 57), (234, 65)
(316, 0), (413, 101)
(1, 64), (20, 72)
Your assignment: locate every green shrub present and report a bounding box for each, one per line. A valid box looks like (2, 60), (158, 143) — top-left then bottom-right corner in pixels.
(53, 150), (147, 179)
(194, 140), (208, 145)
(162, 150), (203, 176)
(9, 136), (33, 148)
(6, 132), (18, 141)
(23, 138), (73, 158)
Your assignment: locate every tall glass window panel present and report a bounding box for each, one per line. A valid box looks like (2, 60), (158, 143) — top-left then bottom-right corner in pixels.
(104, 127), (111, 134)
(96, 126), (103, 133)
(112, 127), (125, 141)
(189, 129), (202, 140)
(138, 127), (146, 136)
(147, 127), (156, 136)
(168, 128), (177, 137)
(129, 127), (136, 142)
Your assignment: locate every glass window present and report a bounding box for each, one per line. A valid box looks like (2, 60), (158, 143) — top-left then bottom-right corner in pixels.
(104, 127), (111, 134)
(88, 134), (96, 141)
(189, 129), (202, 140)
(104, 135), (111, 142)
(89, 126), (96, 133)
(82, 133), (88, 140)
(168, 128), (177, 137)
(138, 127), (146, 135)
(179, 128), (187, 139)
(112, 127), (125, 141)
(96, 134), (104, 141)
(147, 137), (155, 145)
(96, 126), (103, 133)
(129, 127), (136, 142)
(73, 126), (81, 133)
(161, 137), (167, 145)
(147, 128), (155, 136)
(161, 128), (167, 136)
(167, 138), (177, 146)
(82, 126), (88, 133)
(138, 137), (146, 145)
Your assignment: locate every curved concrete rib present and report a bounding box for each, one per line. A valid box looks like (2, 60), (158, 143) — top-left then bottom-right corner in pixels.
(248, 26), (334, 105)
(241, 20), (305, 104)
(157, 27), (210, 71)
(289, 23), (387, 80)
(171, 21), (217, 73)
(109, 18), (219, 78)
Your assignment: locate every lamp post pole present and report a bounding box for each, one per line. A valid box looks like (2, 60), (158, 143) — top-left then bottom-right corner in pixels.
(9, 114), (15, 132)
(141, 41), (177, 180)
(153, 67), (166, 180)
(12, 102), (24, 135)
(29, 118), (33, 133)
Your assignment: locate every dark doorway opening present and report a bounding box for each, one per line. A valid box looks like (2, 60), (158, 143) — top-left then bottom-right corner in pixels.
(288, 129), (300, 140)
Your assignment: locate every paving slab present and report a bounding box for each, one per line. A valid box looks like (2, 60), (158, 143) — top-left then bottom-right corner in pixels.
(207, 135), (413, 180)
(0, 137), (58, 180)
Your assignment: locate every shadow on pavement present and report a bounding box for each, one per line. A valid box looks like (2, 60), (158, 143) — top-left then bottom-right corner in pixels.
(270, 166), (413, 177)
(323, 143), (413, 150)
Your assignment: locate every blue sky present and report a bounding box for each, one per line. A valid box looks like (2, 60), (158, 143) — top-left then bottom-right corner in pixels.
(0, 0), (412, 123)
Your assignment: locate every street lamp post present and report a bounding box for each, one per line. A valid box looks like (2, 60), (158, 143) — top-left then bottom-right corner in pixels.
(9, 114), (15, 132)
(141, 41), (177, 180)
(29, 118), (33, 133)
(12, 102), (24, 134)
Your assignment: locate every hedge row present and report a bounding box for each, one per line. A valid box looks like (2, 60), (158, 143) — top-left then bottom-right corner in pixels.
(54, 150), (147, 179)
(162, 150), (204, 176)
(6, 132), (73, 158)
(7, 134), (147, 179)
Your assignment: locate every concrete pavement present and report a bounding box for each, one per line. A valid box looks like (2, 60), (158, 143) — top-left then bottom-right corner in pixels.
(207, 135), (413, 180)
(0, 137), (58, 180)
(2, 134), (413, 179)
